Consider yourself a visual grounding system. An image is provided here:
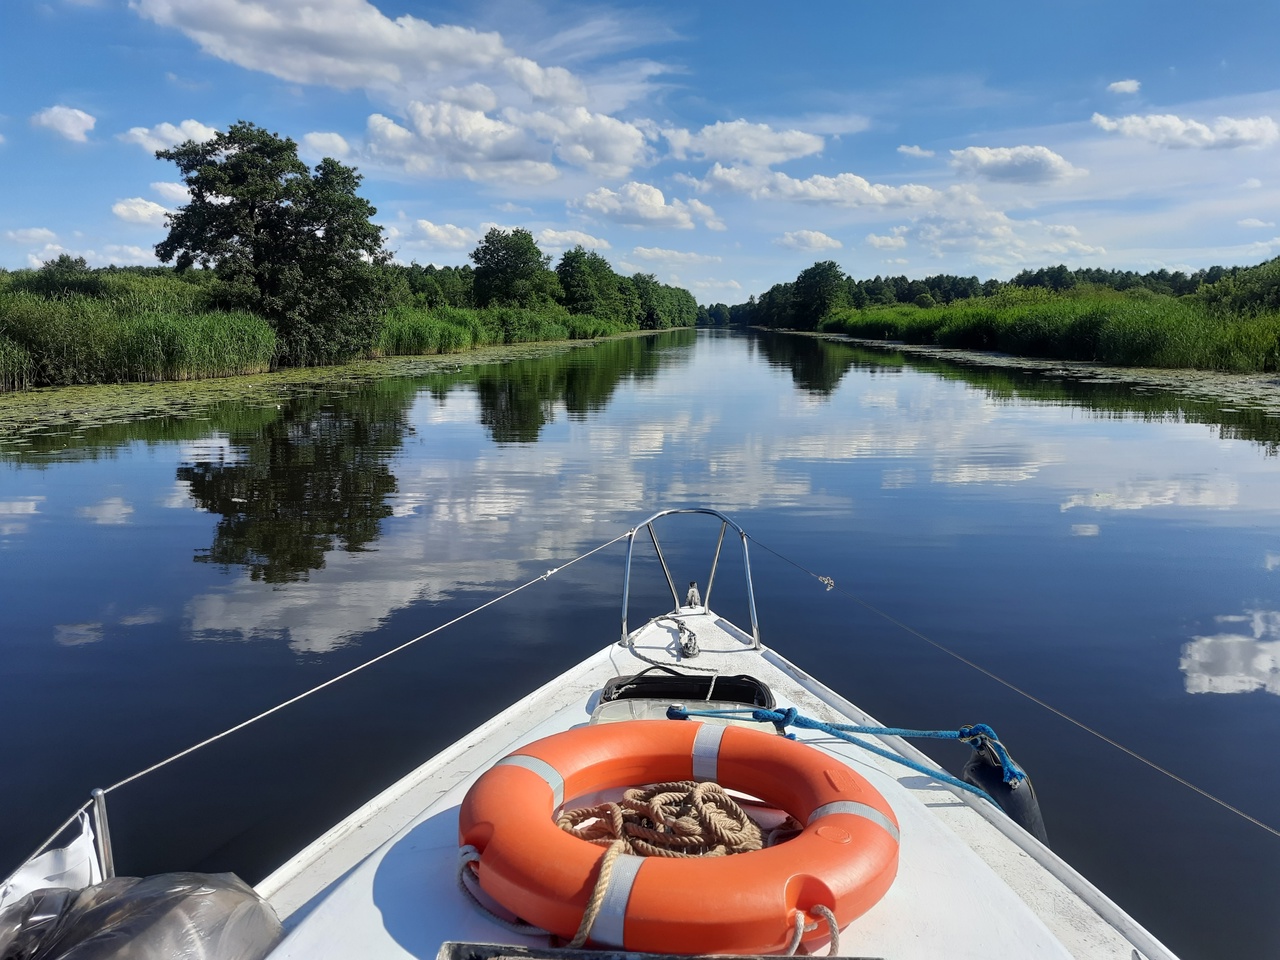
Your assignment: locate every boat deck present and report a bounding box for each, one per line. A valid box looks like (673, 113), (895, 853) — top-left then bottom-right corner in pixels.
(259, 610), (1175, 960)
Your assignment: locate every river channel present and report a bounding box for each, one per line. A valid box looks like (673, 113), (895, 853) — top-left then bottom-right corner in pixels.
(2, 328), (1277, 958)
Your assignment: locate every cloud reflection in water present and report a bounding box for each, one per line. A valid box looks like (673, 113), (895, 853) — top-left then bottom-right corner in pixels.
(1180, 611), (1280, 695)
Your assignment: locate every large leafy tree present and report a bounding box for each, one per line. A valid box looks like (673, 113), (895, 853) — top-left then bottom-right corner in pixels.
(555, 246), (639, 325)
(469, 228), (561, 309)
(155, 121), (391, 366)
(791, 260), (848, 330)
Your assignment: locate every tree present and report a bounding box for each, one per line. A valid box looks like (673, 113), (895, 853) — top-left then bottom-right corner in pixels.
(629, 273), (697, 329)
(155, 121), (390, 366)
(556, 246), (638, 325)
(470, 228), (561, 309)
(792, 260), (848, 329)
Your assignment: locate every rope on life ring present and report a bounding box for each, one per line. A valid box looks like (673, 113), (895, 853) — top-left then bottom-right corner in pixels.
(557, 779), (764, 857)
(458, 719), (899, 955)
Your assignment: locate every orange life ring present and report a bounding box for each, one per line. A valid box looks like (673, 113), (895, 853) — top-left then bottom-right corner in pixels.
(458, 719), (899, 955)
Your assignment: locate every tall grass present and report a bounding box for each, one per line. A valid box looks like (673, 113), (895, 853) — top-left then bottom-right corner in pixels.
(374, 304), (627, 357)
(0, 335), (31, 392)
(0, 292), (275, 388)
(822, 290), (1280, 372)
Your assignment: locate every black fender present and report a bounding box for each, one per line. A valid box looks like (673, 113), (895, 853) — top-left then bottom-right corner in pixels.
(962, 740), (1049, 846)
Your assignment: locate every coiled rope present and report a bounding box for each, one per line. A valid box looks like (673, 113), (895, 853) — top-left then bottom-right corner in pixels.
(557, 780), (764, 858)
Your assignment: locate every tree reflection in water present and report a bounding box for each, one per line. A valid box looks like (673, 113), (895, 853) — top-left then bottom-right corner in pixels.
(177, 329), (694, 579)
(179, 388), (408, 582)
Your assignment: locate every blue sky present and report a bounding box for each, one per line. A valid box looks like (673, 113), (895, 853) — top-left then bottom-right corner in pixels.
(4, 0), (1280, 302)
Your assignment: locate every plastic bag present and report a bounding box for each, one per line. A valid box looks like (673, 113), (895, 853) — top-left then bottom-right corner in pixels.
(0, 872), (281, 960)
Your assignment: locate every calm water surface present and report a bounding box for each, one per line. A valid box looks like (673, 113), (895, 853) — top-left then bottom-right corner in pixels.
(2, 330), (1278, 959)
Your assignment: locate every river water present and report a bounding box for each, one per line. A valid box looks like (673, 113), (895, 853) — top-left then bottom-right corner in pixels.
(2, 329), (1277, 958)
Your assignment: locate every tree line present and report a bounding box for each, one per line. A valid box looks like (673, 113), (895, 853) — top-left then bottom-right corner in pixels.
(0, 121), (697, 389)
(700, 258), (1280, 331)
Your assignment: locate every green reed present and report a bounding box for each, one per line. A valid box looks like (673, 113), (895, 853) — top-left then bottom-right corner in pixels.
(0, 292), (275, 389)
(822, 290), (1280, 372)
(374, 305), (627, 357)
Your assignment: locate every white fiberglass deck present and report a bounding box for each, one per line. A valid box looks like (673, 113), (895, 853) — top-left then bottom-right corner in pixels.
(259, 610), (1176, 960)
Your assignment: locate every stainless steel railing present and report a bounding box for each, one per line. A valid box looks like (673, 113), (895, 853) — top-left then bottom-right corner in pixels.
(619, 508), (760, 649)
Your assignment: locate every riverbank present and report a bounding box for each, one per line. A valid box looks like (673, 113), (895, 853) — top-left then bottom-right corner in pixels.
(0, 293), (655, 394)
(819, 287), (1280, 373)
(0, 252), (697, 392)
(0, 328), (688, 445)
(814, 331), (1280, 416)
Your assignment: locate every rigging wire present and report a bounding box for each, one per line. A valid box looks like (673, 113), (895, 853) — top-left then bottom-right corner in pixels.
(747, 534), (1280, 841)
(103, 532), (631, 796)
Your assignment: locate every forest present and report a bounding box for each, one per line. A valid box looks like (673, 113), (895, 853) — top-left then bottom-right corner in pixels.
(701, 257), (1280, 372)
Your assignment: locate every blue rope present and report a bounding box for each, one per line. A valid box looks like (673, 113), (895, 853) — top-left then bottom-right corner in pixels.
(666, 705), (1027, 807)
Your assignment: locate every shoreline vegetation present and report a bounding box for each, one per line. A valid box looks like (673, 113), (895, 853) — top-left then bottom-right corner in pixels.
(708, 257), (1280, 374)
(0, 250), (696, 394)
(0, 121), (697, 394)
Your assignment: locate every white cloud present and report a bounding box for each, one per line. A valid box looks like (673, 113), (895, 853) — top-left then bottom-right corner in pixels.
(774, 230), (842, 251)
(665, 120), (824, 166)
(504, 57), (587, 105)
(630, 246), (720, 264)
(132, 0), (510, 92)
(691, 279), (742, 292)
(897, 144), (934, 158)
(538, 229), (609, 252)
(866, 231), (908, 250)
(112, 197), (170, 226)
(31, 105), (96, 142)
(366, 104), (556, 184)
(1107, 79), (1141, 94)
(909, 189), (1105, 265)
(701, 163), (938, 207)
(5, 228), (58, 245)
(408, 220), (478, 249)
(576, 181), (722, 230)
(26, 244), (70, 267)
(1092, 112), (1280, 149)
(151, 181), (190, 203)
(24, 242), (156, 268)
(515, 107), (649, 177)
(1243, 177), (1263, 189)
(101, 245), (158, 265)
(439, 83), (498, 112)
(1238, 218), (1275, 228)
(120, 119), (218, 152)
(301, 131), (352, 158)
(949, 145), (1087, 183)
